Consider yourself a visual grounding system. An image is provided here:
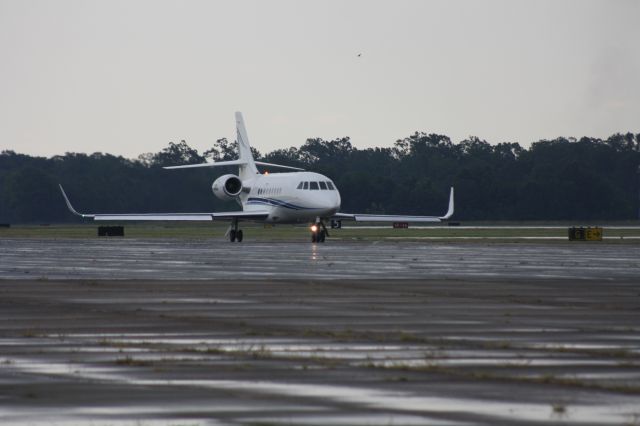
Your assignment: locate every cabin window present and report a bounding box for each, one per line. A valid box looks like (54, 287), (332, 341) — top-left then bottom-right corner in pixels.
(303, 182), (309, 190)
(326, 181), (335, 190)
(319, 181), (328, 190)
(310, 181), (319, 190)
(297, 182), (303, 189)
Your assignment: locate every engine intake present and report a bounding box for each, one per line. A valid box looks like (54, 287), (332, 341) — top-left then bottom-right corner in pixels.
(212, 174), (243, 201)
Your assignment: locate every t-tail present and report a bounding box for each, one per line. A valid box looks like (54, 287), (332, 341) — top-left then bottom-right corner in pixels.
(163, 112), (304, 176)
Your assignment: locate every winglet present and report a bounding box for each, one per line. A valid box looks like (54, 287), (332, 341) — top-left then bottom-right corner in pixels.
(58, 184), (93, 218)
(440, 187), (454, 220)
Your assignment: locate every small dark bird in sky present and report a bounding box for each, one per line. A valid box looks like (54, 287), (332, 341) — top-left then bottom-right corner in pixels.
(357, 53), (362, 57)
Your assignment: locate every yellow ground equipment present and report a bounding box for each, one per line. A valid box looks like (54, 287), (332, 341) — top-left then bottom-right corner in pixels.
(568, 226), (603, 241)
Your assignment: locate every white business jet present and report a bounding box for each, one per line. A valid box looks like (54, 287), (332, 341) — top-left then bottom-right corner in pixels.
(60, 112), (454, 242)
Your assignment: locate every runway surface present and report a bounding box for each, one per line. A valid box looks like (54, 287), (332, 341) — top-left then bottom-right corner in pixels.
(1, 238), (640, 280)
(1, 278), (639, 425)
(1, 238), (639, 425)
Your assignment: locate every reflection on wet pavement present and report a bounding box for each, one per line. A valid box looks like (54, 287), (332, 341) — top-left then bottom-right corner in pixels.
(1, 276), (639, 425)
(2, 238), (640, 280)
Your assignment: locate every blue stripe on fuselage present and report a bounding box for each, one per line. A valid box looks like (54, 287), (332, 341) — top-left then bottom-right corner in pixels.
(246, 197), (312, 210)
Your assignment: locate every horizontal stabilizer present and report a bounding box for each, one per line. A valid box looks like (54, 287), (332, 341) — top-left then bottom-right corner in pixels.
(255, 161), (304, 171)
(164, 160), (303, 171)
(163, 160), (245, 170)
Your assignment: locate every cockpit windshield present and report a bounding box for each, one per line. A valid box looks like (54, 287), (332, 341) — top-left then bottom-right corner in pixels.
(297, 181), (336, 191)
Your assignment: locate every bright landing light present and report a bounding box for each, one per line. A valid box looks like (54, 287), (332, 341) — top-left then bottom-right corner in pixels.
(310, 225), (318, 232)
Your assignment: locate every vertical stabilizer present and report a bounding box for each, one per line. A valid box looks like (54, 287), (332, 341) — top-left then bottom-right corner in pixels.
(235, 112), (259, 180)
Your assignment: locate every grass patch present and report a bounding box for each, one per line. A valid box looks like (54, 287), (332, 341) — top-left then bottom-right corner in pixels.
(551, 402), (567, 415)
(3, 222), (640, 241)
(114, 356), (153, 367)
(364, 362), (640, 394)
(21, 329), (43, 338)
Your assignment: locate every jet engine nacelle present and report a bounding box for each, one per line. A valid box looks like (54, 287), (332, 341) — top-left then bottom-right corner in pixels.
(212, 174), (243, 201)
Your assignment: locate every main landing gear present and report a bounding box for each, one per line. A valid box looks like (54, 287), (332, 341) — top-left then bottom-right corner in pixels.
(310, 220), (328, 243)
(229, 218), (243, 243)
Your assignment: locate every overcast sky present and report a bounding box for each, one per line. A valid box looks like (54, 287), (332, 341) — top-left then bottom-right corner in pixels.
(1, 0), (639, 158)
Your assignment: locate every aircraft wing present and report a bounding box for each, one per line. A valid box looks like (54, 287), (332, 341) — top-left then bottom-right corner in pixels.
(59, 185), (269, 221)
(334, 187), (454, 223)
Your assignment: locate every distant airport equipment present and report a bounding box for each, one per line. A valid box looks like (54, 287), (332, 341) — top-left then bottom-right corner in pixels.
(330, 219), (342, 229)
(637, 165), (640, 220)
(59, 112), (454, 243)
(393, 222), (409, 229)
(568, 226), (602, 241)
(98, 226), (124, 237)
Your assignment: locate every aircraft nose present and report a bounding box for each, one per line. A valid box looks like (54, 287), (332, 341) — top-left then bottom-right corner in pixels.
(333, 191), (342, 210)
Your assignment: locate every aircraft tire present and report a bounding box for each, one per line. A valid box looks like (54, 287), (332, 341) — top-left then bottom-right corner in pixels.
(319, 230), (326, 243)
(311, 233), (317, 243)
(230, 229), (236, 242)
(237, 230), (243, 242)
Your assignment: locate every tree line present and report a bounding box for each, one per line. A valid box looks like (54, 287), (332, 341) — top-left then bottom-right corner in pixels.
(1, 132), (639, 223)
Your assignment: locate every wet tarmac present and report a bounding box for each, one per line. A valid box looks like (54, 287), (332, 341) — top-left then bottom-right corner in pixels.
(1, 239), (639, 425)
(1, 278), (639, 425)
(1, 238), (640, 280)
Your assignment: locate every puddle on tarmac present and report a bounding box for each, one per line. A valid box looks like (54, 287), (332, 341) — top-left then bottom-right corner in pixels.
(73, 403), (321, 415)
(238, 414), (467, 425)
(533, 342), (639, 351)
(366, 358), (619, 368)
(69, 297), (252, 304)
(8, 358), (638, 424)
(498, 328), (576, 333)
(0, 419), (216, 426)
(127, 379), (637, 424)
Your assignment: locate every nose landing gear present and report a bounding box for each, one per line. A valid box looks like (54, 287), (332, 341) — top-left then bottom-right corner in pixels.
(310, 220), (328, 243)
